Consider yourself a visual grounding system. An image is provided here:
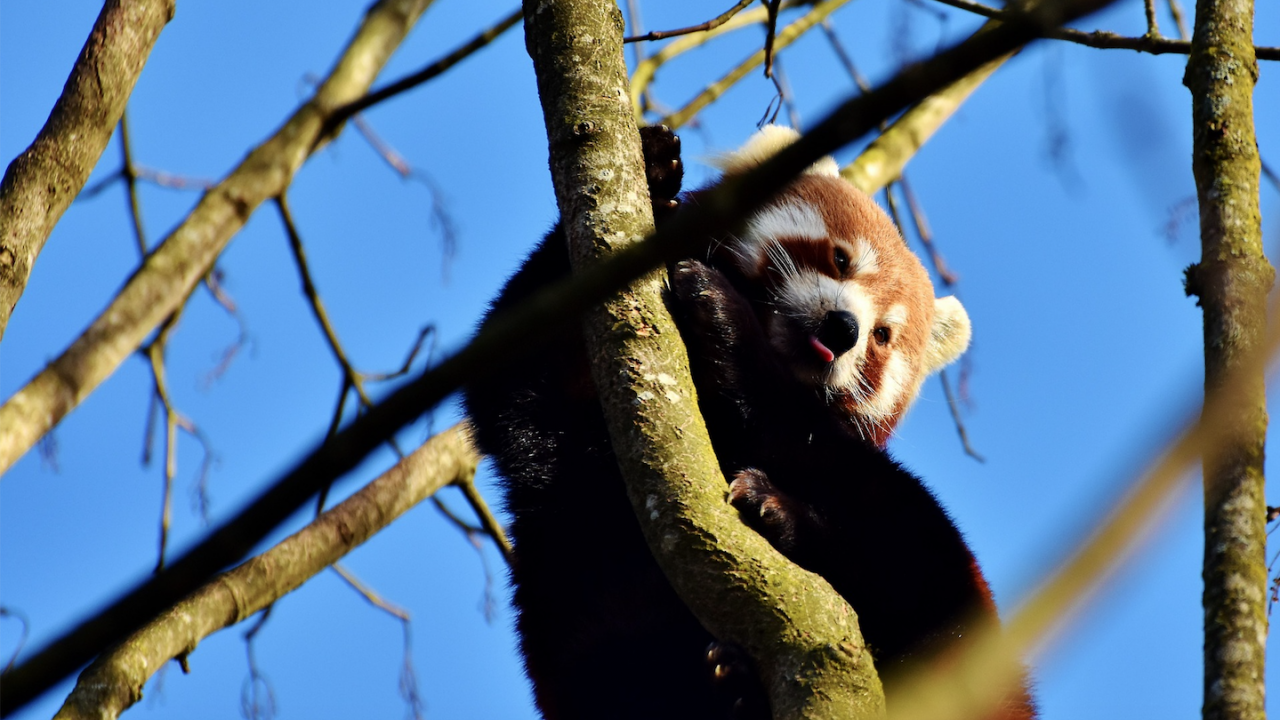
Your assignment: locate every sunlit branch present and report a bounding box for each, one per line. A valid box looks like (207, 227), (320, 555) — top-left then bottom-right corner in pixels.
(5, 4), (1121, 706)
(659, 0), (855, 129)
(0, 0), (439, 479)
(49, 425), (478, 720)
(0, 0), (175, 340)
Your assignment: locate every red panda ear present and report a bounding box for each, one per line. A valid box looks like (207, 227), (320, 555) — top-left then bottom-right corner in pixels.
(923, 296), (971, 375)
(711, 125), (839, 177)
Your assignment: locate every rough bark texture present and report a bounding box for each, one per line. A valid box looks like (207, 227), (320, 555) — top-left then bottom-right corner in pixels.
(1183, 0), (1271, 717)
(523, 2), (885, 718)
(52, 424), (478, 720)
(0, 0), (175, 341)
(0, 0), (435, 477)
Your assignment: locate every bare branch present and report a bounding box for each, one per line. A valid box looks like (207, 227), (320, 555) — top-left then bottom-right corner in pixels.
(328, 8), (522, 125)
(0, 0), (175, 340)
(843, 21), (1012, 194)
(660, 0), (855, 129)
(50, 424), (479, 720)
(1142, 0), (1161, 38)
(0, 0), (438, 478)
(119, 113), (148, 256)
(929, 0), (1280, 59)
(6, 6), (1120, 704)
(1165, 0), (1189, 39)
(624, 0), (754, 42)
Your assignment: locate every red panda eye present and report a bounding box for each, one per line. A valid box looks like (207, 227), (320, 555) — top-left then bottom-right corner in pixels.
(833, 247), (850, 273)
(874, 327), (891, 346)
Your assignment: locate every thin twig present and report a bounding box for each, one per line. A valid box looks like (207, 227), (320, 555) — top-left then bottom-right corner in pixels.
(930, 0), (1280, 59)
(9, 8), (1126, 702)
(455, 472), (514, 565)
(625, 0), (755, 42)
(1262, 159), (1279, 194)
(1142, 0), (1161, 37)
(899, 176), (958, 286)
(939, 369), (984, 462)
(629, 0), (810, 120)
(1165, 0), (1189, 40)
(330, 565), (424, 719)
(118, 113), (147, 255)
(764, 0), (784, 77)
(51, 425), (479, 720)
(821, 19), (872, 93)
(768, 55), (803, 129)
(362, 326), (436, 382)
(661, 0), (855, 129)
(240, 608), (276, 720)
(1, 607), (30, 674)
(328, 8), (522, 127)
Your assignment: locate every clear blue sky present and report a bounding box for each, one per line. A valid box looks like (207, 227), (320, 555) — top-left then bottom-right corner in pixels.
(2, 0), (1278, 718)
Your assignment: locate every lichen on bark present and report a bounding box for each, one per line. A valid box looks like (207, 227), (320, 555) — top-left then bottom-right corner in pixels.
(521, 1), (884, 718)
(1183, 0), (1271, 717)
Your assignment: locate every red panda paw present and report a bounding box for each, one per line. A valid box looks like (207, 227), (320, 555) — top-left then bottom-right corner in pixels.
(705, 641), (771, 720)
(640, 124), (683, 222)
(728, 468), (804, 552)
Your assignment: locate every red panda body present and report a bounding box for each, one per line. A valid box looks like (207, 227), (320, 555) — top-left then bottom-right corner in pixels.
(463, 126), (1035, 719)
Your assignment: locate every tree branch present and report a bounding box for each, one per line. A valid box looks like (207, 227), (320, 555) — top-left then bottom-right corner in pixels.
(1183, 0), (1271, 716)
(0, 0), (175, 340)
(842, 21), (1012, 193)
(524, 0), (882, 717)
(928, 0), (1280, 60)
(0, 0), (437, 478)
(50, 424), (479, 720)
(0, 3), (1119, 706)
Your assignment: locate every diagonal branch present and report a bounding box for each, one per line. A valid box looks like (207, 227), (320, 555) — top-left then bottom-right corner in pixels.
(0, 0), (438, 478)
(0, 3), (1119, 706)
(0, 0), (175, 341)
(50, 424), (479, 720)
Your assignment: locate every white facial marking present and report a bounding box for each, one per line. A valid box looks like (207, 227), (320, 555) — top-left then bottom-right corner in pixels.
(882, 304), (908, 328)
(849, 239), (879, 276)
(736, 202), (827, 275)
(866, 353), (909, 421)
(773, 272), (875, 391)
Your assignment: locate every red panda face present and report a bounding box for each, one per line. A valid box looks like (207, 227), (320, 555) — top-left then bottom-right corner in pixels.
(708, 128), (971, 445)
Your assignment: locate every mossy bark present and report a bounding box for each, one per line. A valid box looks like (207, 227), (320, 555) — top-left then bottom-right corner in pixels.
(0, 0), (435, 478)
(522, 1), (884, 718)
(1183, 0), (1271, 717)
(52, 425), (478, 720)
(0, 0), (176, 341)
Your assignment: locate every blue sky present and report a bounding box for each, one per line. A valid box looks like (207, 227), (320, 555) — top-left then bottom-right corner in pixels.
(2, 0), (1278, 718)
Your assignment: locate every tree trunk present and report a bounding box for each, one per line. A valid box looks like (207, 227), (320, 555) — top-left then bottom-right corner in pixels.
(1183, 0), (1271, 717)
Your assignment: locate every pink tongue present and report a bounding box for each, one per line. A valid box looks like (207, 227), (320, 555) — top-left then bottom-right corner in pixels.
(809, 335), (836, 363)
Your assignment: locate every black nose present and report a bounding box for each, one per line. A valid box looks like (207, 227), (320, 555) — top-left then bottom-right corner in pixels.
(817, 311), (859, 357)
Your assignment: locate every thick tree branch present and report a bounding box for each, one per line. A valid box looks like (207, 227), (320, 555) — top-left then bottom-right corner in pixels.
(0, 0), (437, 478)
(524, 1), (882, 717)
(50, 424), (478, 720)
(0, 4), (1119, 706)
(1183, 0), (1271, 717)
(0, 0), (175, 341)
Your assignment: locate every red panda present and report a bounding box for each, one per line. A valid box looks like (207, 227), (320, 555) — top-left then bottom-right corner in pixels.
(696, 125), (971, 448)
(462, 125), (1035, 720)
